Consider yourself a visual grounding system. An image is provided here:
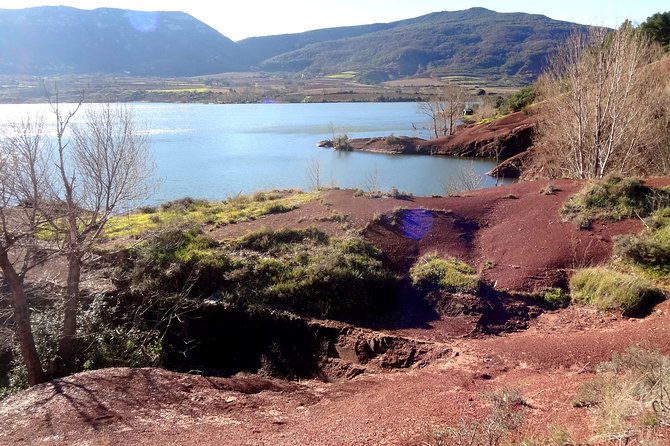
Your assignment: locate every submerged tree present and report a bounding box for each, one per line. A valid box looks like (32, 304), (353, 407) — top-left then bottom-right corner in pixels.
(533, 24), (666, 179)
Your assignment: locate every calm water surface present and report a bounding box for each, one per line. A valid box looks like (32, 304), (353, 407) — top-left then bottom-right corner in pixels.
(0, 102), (502, 204)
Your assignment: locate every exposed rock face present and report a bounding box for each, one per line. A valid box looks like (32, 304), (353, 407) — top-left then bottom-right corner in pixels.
(420, 111), (536, 159)
(324, 112), (536, 178)
(486, 149), (534, 179)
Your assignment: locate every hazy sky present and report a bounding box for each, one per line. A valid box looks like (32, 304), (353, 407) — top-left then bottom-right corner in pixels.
(1, 0), (668, 41)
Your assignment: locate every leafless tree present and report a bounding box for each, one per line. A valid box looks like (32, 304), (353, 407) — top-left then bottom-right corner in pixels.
(306, 157), (322, 191)
(533, 24), (666, 179)
(419, 82), (467, 138)
(48, 102), (153, 373)
(0, 116), (53, 385)
(0, 100), (154, 381)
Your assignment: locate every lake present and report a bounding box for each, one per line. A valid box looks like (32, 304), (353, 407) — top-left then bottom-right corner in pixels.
(0, 102), (502, 204)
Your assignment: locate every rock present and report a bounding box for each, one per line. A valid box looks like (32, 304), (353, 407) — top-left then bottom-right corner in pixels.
(318, 112), (536, 165)
(317, 139), (334, 148)
(419, 111), (536, 159)
(486, 149), (533, 179)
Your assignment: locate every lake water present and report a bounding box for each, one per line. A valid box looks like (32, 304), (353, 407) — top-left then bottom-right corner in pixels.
(0, 102), (503, 204)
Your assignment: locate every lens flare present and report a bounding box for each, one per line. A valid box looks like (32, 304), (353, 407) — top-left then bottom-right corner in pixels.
(399, 209), (433, 241)
(125, 11), (159, 33)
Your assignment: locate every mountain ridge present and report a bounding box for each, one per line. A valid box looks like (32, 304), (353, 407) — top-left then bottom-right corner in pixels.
(0, 6), (592, 81)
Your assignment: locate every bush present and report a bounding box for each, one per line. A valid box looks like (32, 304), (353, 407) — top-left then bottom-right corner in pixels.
(561, 176), (670, 227)
(572, 347), (670, 442)
(541, 287), (570, 309)
(410, 254), (481, 294)
(614, 207), (670, 275)
(496, 86), (536, 114)
(569, 267), (664, 316)
(333, 134), (353, 151)
(429, 387), (525, 446)
(126, 226), (395, 319)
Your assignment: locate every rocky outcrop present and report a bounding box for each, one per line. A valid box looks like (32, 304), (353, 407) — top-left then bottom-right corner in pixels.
(320, 112), (537, 175)
(419, 111), (536, 159)
(486, 149), (534, 179)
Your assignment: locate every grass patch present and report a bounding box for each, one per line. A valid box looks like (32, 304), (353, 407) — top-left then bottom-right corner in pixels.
(561, 176), (670, 228)
(614, 207), (670, 277)
(410, 254), (481, 294)
(572, 347), (670, 443)
(125, 227), (395, 319)
(569, 267), (664, 316)
(324, 71), (357, 79)
(540, 287), (570, 309)
(105, 190), (318, 239)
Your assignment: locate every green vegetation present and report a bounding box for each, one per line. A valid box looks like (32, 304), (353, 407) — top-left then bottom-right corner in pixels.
(127, 227), (395, 319)
(640, 11), (670, 51)
(495, 86), (536, 114)
(561, 176), (670, 228)
(569, 267), (663, 315)
(410, 254), (481, 294)
(572, 347), (670, 443)
(540, 287), (570, 309)
(146, 88), (209, 93)
(614, 208), (670, 277)
(332, 134), (353, 151)
(324, 71), (357, 79)
(1, 296), (164, 400)
(105, 191), (317, 239)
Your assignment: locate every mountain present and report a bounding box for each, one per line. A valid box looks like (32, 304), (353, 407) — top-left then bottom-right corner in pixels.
(247, 8), (590, 80)
(0, 7), (591, 81)
(0, 6), (244, 76)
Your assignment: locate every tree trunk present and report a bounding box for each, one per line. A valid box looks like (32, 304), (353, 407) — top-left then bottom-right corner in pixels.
(0, 251), (45, 385)
(56, 253), (81, 374)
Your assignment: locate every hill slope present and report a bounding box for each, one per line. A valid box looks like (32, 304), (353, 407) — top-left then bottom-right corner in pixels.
(0, 6), (245, 76)
(0, 7), (591, 81)
(255, 8), (589, 80)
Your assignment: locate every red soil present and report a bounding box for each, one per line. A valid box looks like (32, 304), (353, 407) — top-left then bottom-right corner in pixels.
(2, 179), (670, 446)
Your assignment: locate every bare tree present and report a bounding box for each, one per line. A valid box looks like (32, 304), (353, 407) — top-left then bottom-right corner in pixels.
(0, 116), (54, 385)
(0, 100), (154, 381)
(419, 82), (467, 138)
(306, 157), (321, 191)
(48, 102), (153, 373)
(534, 24), (665, 179)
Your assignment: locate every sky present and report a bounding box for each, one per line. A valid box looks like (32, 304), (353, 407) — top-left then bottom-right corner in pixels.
(1, 0), (668, 41)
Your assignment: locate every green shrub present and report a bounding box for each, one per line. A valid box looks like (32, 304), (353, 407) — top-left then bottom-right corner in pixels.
(614, 207), (670, 275)
(561, 176), (670, 226)
(410, 254), (481, 294)
(496, 86), (536, 114)
(569, 267), (664, 315)
(126, 227), (395, 319)
(541, 287), (570, 309)
(233, 227), (328, 254)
